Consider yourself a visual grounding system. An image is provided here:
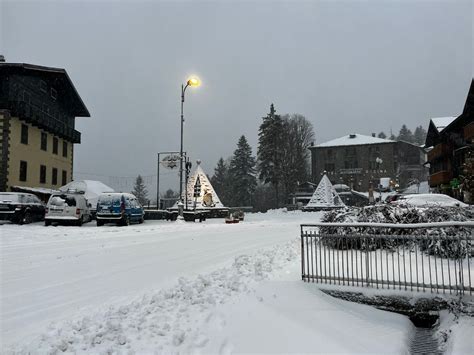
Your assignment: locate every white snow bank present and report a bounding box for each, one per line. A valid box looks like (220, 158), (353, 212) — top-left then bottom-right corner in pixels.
(437, 310), (474, 354)
(394, 194), (469, 207)
(7, 239), (412, 354)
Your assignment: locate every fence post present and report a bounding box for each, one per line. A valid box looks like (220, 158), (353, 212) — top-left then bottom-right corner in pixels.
(301, 226), (305, 281)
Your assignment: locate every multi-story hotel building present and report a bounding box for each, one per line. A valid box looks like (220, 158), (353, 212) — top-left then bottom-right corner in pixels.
(0, 57), (90, 191)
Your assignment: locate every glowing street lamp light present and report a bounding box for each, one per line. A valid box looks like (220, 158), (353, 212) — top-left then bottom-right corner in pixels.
(179, 75), (201, 211)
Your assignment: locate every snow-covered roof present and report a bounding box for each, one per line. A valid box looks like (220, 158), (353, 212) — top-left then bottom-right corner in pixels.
(59, 180), (114, 206)
(12, 186), (60, 194)
(316, 134), (394, 147)
(430, 117), (456, 133)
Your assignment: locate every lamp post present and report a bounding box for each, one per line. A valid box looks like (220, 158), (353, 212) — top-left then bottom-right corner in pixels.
(179, 76), (201, 211)
(375, 157), (383, 202)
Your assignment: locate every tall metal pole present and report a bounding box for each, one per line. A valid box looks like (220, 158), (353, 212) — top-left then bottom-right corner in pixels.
(157, 153), (160, 209)
(180, 84), (184, 205)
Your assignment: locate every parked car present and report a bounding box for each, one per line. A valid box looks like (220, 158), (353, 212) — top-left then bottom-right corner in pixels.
(391, 193), (469, 208)
(0, 192), (45, 224)
(45, 193), (92, 226)
(96, 193), (144, 226)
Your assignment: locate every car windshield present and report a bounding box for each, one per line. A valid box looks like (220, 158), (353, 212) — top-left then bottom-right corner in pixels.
(50, 195), (76, 207)
(99, 195), (121, 206)
(0, 193), (22, 203)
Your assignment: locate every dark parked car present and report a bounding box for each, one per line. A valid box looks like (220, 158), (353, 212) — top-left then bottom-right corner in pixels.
(0, 192), (45, 224)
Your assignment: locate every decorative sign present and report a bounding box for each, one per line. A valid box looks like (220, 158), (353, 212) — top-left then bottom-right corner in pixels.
(161, 154), (180, 170)
(339, 168), (363, 175)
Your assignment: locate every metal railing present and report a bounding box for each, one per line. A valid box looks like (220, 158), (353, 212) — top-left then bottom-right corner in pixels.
(301, 222), (474, 295)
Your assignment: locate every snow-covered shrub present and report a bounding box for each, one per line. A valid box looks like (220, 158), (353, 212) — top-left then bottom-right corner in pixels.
(319, 205), (473, 258)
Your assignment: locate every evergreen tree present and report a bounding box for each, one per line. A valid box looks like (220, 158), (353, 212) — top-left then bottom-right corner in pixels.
(132, 175), (148, 205)
(377, 132), (387, 139)
(397, 124), (414, 143)
(211, 157), (231, 206)
(229, 135), (257, 206)
(163, 189), (178, 199)
(257, 104), (284, 207)
(413, 125), (427, 145)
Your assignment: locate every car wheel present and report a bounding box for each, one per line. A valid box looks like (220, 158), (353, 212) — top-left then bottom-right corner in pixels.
(77, 217), (83, 227)
(45, 220), (51, 226)
(97, 220), (104, 227)
(22, 211), (33, 225)
(139, 216), (144, 224)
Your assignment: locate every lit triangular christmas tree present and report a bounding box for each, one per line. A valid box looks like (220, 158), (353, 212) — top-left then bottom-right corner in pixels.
(180, 160), (225, 210)
(305, 173), (345, 209)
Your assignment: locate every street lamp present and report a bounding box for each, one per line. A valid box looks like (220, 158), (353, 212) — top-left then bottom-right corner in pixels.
(375, 157), (383, 202)
(180, 75), (201, 211)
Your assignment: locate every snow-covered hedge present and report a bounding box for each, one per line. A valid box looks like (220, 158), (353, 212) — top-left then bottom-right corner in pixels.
(319, 205), (473, 258)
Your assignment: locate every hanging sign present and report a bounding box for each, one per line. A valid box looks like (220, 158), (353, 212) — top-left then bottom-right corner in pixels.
(161, 154), (180, 169)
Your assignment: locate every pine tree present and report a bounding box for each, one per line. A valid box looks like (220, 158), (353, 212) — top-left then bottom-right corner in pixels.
(378, 132), (387, 139)
(229, 135), (257, 206)
(413, 125), (427, 145)
(257, 104), (284, 207)
(132, 175), (148, 205)
(211, 157), (231, 206)
(397, 124), (414, 143)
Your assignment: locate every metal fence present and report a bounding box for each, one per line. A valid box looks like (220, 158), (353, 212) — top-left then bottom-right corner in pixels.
(301, 222), (474, 295)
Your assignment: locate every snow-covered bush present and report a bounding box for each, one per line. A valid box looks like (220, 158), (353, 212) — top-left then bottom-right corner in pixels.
(319, 205), (473, 258)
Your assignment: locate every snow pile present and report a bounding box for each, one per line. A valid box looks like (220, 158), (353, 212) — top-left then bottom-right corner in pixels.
(321, 205), (473, 257)
(60, 180), (114, 208)
(11, 240), (299, 354)
(394, 193), (469, 208)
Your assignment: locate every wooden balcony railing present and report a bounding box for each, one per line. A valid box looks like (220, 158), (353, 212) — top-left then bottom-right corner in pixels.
(427, 143), (451, 162)
(464, 122), (474, 141)
(9, 101), (81, 143)
(429, 170), (453, 186)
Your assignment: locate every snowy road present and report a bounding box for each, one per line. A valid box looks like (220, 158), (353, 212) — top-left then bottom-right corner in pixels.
(1, 211), (414, 353)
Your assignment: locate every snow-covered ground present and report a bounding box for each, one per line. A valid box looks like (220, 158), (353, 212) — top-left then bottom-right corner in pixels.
(0, 211), (468, 353)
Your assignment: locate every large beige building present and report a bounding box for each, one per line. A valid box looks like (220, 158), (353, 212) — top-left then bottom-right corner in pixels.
(0, 58), (90, 191)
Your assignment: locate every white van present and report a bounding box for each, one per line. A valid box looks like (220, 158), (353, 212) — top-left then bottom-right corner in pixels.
(45, 193), (91, 226)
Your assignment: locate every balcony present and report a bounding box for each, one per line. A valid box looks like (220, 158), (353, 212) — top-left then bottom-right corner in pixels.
(429, 170), (452, 187)
(464, 122), (474, 141)
(9, 101), (81, 143)
(427, 143), (451, 162)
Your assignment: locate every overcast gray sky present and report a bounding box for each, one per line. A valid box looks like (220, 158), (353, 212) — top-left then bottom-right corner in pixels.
(1, 0), (473, 195)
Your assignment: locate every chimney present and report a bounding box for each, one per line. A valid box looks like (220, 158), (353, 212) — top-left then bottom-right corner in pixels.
(0, 55), (5, 63)
(372, 133), (376, 137)
(349, 134), (356, 139)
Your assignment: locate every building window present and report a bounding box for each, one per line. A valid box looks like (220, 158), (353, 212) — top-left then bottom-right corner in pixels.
(63, 141), (68, 157)
(42, 103), (49, 114)
(51, 88), (57, 100)
(53, 137), (58, 154)
(52, 168), (58, 185)
(40, 165), (47, 184)
(21, 124), (28, 144)
(41, 132), (47, 151)
(62, 170), (67, 185)
(19, 161), (27, 182)
(324, 163), (335, 172)
(40, 80), (47, 93)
